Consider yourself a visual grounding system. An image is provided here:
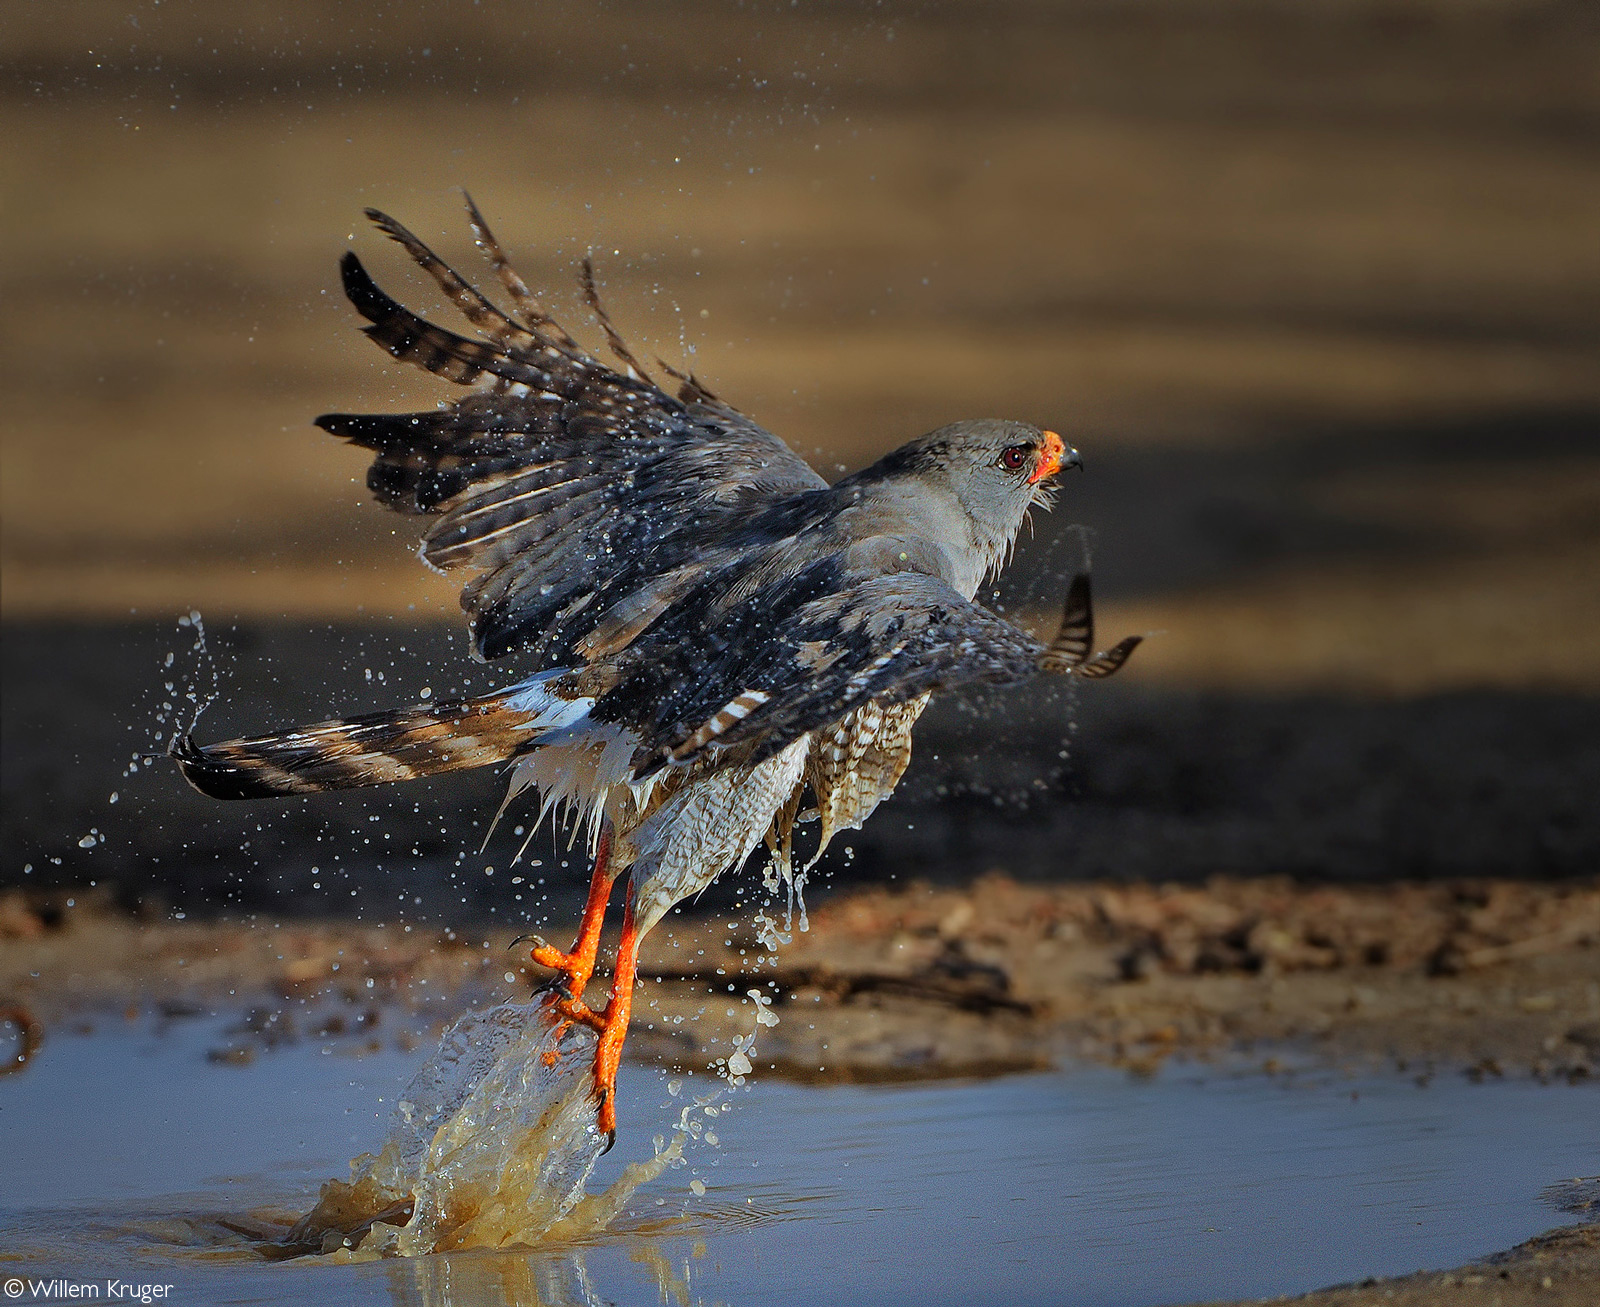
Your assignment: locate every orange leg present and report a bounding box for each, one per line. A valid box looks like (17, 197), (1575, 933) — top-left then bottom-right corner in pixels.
(592, 884), (641, 1147)
(529, 823), (615, 1003)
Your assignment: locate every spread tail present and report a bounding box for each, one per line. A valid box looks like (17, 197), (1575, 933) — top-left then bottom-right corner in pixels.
(170, 677), (588, 800)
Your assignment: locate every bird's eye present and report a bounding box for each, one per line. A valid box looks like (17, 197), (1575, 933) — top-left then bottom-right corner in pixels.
(1000, 445), (1032, 471)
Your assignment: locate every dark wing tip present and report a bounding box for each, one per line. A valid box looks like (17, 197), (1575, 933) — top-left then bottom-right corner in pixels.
(339, 248), (378, 291)
(339, 248), (369, 284)
(339, 248), (373, 301)
(311, 412), (397, 443)
(338, 250), (406, 329)
(363, 208), (435, 261)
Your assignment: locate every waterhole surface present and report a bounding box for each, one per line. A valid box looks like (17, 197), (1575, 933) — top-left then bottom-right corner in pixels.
(2, 1016), (1594, 1306)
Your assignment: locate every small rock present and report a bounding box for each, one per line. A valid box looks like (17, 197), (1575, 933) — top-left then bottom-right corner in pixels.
(1564, 1022), (1600, 1053)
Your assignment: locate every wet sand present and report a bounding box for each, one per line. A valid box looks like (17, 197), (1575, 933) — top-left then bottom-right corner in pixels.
(1200, 1221), (1600, 1307)
(7, 876), (1599, 1083)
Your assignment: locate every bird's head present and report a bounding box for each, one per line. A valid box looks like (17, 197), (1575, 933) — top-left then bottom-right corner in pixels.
(903, 415), (1079, 529)
(838, 418), (1082, 592)
(940, 418), (1077, 505)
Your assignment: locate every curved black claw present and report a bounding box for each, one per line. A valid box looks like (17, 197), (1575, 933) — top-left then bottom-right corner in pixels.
(535, 973), (575, 1002)
(596, 1085), (617, 1154)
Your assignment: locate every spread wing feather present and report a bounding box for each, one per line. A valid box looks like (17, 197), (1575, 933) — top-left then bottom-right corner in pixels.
(613, 567), (1049, 775)
(614, 564), (1143, 775)
(317, 201), (827, 662)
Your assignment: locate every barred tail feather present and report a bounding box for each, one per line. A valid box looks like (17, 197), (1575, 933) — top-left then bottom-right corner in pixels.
(1039, 570), (1145, 680)
(170, 675), (591, 801)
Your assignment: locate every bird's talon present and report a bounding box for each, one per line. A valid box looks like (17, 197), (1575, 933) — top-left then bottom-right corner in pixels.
(529, 943), (571, 971)
(536, 973), (574, 1001)
(541, 989), (606, 1035)
(595, 1082), (618, 1144)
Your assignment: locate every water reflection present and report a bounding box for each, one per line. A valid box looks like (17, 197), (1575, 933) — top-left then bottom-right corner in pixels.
(379, 1241), (690, 1307)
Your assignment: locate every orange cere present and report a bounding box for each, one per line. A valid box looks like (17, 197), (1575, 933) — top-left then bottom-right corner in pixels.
(1030, 431), (1066, 484)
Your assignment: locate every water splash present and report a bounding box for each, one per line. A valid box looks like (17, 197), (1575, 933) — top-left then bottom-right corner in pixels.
(278, 998), (693, 1258)
(171, 610), (221, 743)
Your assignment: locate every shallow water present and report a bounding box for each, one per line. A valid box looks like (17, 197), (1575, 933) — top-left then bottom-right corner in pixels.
(2, 1016), (1595, 1307)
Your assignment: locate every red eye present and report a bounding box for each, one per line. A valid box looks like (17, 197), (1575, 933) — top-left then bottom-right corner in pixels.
(1000, 445), (1031, 471)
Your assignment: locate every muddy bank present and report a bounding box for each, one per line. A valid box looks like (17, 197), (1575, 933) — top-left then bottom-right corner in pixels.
(1203, 1218), (1600, 1307)
(6, 876), (1597, 1085)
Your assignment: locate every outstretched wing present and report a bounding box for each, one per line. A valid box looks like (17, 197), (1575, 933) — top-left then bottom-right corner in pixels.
(610, 562), (1145, 776)
(316, 199), (827, 662)
(611, 567), (1048, 775)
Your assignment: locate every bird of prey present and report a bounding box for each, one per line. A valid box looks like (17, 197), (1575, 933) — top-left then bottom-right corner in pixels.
(172, 199), (1140, 1141)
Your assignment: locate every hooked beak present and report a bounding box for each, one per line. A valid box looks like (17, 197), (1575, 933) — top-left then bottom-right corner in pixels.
(1029, 430), (1081, 484)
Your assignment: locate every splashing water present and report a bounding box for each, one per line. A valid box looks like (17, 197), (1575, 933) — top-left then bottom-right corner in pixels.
(129, 611), (222, 782)
(279, 998), (695, 1259)
(170, 610), (221, 743)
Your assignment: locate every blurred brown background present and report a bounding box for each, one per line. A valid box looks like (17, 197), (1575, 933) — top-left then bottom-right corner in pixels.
(3, 0), (1597, 911)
